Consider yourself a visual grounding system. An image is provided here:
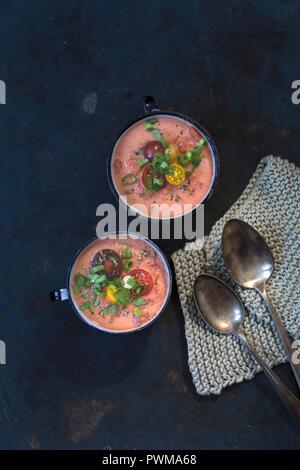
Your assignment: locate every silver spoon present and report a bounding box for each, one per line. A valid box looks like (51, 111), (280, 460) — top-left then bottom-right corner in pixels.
(222, 218), (300, 389)
(193, 274), (300, 426)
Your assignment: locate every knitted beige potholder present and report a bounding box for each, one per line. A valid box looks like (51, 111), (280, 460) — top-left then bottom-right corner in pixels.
(172, 156), (300, 395)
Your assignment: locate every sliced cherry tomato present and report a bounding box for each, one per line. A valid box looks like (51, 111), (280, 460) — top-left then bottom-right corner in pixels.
(142, 140), (164, 160)
(165, 163), (186, 186)
(92, 249), (123, 280)
(128, 269), (153, 296)
(141, 164), (166, 191)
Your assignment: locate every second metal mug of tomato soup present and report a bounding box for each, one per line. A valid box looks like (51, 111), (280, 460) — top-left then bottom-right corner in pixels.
(107, 96), (220, 220)
(50, 232), (172, 335)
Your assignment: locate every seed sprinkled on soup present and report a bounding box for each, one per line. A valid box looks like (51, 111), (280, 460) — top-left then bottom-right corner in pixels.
(111, 115), (214, 218)
(70, 237), (169, 332)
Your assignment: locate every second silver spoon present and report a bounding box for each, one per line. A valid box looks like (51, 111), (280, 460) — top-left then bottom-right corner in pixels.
(194, 274), (300, 427)
(222, 218), (300, 389)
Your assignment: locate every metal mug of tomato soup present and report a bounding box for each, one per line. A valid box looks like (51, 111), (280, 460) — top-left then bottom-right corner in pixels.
(50, 233), (172, 334)
(108, 96), (219, 220)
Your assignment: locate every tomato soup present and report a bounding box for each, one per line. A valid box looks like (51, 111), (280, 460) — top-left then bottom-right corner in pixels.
(111, 115), (215, 218)
(70, 235), (170, 332)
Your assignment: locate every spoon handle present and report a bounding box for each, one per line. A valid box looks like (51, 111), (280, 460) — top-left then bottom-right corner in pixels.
(258, 286), (300, 390)
(236, 332), (300, 427)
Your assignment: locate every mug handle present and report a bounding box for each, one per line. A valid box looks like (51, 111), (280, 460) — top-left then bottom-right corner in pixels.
(143, 96), (160, 114)
(49, 288), (69, 302)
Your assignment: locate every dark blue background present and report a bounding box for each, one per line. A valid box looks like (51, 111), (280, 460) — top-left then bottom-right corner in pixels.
(0, 0), (299, 449)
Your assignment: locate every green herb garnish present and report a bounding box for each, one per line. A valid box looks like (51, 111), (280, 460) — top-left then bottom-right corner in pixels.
(122, 173), (137, 186)
(93, 287), (105, 297)
(178, 153), (190, 166)
(145, 174), (165, 192)
(144, 117), (157, 127)
(131, 283), (145, 296)
(134, 307), (142, 317)
(116, 288), (131, 307)
(80, 301), (92, 312)
(102, 304), (119, 315)
(144, 119), (168, 148)
(74, 273), (91, 290)
(71, 284), (80, 294)
(110, 278), (124, 288)
(186, 138), (207, 169)
(137, 158), (149, 167)
(122, 246), (132, 259)
(88, 273), (108, 285)
(127, 277), (137, 287)
(124, 260), (133, 271)
(132, 298), (147, 306)
(151, 129), (168, 148)
(150, 152), (173, 175)
(91, 264), (104, 274)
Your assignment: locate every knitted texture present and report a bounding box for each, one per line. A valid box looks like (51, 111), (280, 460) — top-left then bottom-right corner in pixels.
(172, 156), (300, 395)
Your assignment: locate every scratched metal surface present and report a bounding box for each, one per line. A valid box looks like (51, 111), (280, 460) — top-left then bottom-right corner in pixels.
(0, 0), (300, 450)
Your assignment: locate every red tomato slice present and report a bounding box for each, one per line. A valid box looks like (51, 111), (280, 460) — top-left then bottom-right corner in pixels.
(141, 164), (152, 188)
(128, 268), (154, 296)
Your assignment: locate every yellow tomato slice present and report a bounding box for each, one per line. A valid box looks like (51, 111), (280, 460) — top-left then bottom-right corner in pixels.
(165, 163), (186, 186)
(105, 285), (118, 303)
(166, 143), (179, 162)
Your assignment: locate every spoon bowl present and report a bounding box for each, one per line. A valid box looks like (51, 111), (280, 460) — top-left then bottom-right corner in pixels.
(222, 218), (274, 289)
(194, 274), (244, 334)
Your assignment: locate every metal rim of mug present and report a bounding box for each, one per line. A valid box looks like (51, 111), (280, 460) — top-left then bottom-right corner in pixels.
(65, 231), (173, 335)
(107, 105), (220, 221)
